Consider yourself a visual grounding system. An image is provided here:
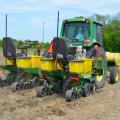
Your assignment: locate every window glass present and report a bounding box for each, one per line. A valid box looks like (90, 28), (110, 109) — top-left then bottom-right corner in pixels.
(63, 22), (89, 42)
(93, 23), (102, 45)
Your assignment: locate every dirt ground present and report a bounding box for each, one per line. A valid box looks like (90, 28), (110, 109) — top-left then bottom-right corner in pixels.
(0, 82), (120, 120)
(0, 53), (120, 120)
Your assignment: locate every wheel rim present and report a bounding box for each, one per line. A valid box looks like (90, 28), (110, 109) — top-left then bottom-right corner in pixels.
(115, 70), (119, 82)
(96, 70), (104, 82)
(96, 75), (103, 81)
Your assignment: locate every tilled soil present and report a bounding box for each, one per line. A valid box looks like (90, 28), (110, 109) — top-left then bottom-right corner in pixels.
(0, 82), (120, 120)
(0, 52), (120, 120)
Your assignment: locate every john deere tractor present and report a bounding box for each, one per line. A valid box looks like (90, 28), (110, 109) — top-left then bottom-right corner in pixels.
(37, 16), (118, 102)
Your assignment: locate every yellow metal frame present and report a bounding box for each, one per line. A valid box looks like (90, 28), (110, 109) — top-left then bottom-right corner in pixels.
(115, 70), (119, 82)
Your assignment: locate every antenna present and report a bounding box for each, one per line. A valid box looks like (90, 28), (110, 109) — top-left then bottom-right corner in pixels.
(57, 11), (59, 39)
(5, 14), (8, 37)
(42, 21), (45, 42)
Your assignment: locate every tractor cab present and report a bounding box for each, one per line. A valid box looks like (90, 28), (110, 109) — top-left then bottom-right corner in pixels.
(60, 17), (103, 48)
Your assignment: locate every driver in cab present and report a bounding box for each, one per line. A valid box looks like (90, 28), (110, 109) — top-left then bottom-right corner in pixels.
(75, 29), (84, 41)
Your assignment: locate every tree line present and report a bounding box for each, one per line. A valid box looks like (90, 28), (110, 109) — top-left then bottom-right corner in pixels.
(0, 39), (49, 50)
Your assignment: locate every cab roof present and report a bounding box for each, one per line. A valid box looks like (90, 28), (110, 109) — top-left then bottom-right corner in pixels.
(63, 16), (103, 26)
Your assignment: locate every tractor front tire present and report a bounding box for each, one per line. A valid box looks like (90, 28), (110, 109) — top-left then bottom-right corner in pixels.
(95, 70), (106, 89)
(109, 66), (120, 84)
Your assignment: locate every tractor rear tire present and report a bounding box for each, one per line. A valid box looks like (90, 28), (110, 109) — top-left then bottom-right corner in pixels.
(109, 66), (120, 84)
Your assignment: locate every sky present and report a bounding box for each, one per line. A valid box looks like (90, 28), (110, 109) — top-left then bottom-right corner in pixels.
(0, 0), (120, 42)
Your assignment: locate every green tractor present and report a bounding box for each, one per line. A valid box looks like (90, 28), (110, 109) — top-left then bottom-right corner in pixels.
(61, 16), (108, 88)
(36, 16), (111, 102)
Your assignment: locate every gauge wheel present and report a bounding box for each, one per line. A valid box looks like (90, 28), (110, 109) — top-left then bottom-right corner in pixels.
(82, 83), (90, 97)
(36, 86), (47, 97)
(32, 77), (40, 87)
(24, 82), (31, 89)
(1, 80), (8, 87)
(66, 90), (76, 102)
(11, 82), (22, 92)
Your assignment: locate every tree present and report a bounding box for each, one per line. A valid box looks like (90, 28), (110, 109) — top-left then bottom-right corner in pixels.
(103, 19), (120, 52)
(91, 14), (111, 25)
(17, 40), (24, 48)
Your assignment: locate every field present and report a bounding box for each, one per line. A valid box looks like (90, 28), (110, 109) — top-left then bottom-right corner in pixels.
(0, 82), (120, 120)
(0, 52), (120, 120)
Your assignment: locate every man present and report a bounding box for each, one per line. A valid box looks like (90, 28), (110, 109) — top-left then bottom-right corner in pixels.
(21, 48), (26, 56)
(36, 44), (41, 56)
(75, 29), (84, 41)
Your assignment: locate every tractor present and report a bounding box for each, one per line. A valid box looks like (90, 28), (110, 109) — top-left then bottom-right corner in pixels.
(36, 16), (120, 102)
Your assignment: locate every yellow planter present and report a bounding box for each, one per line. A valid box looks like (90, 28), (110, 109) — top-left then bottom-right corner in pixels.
(7, 56), (42, 69)
(41, 59), (62, 71)
(16, 57), (31, 68)
(31, 56), (42, 69)
(69, 59), (93, 74)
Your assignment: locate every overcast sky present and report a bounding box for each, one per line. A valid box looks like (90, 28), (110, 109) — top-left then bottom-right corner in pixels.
(0, 0), (120, 42)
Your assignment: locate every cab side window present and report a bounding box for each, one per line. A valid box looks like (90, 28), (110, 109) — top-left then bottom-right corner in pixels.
(93, 23), (103, 46)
